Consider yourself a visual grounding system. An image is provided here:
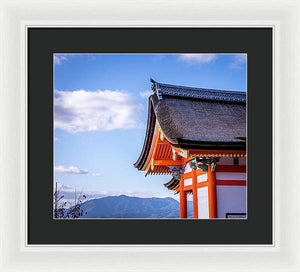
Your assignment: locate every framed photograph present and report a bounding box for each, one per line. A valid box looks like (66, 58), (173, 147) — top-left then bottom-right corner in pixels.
(1, 0), (299, 271)
(53, 52), (248, 222)
(29, 28), (270, 245)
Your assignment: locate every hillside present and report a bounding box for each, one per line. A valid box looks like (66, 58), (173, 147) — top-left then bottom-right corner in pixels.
(80, 195), (193, 218)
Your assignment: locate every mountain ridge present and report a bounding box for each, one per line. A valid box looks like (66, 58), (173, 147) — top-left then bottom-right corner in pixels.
(79, 195), (193, 218)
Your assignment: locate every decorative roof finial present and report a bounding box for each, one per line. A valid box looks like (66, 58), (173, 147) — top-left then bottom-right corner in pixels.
(150, 77), (156, 84)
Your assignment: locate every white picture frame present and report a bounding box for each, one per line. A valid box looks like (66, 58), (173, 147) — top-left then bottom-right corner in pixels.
(1, 0), (299, 271)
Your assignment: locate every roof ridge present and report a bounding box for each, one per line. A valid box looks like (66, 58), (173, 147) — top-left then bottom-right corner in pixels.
(150, 79), (246, 103)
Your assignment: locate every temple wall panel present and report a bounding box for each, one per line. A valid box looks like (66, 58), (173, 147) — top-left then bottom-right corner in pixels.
(216, 185), (247, 218)
(216, 172), (246, 181)
(197, 173), (207, 183)
(197, 187), (209, 219)
(184, 178), (192, 186)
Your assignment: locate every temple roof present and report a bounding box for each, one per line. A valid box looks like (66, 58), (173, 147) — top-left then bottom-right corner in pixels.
(164, 177), (180, 192)
(134, 79), (246, 170)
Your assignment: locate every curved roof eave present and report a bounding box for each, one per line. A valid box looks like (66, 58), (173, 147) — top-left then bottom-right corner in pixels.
(133, 95), (156, 170)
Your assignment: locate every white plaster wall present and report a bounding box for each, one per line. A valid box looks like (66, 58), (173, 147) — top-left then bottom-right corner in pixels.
(216, 172), (246, 180)
(184, 178), (192, 186)
(216, 185), (247, 218)
(197, 174), (207, 183)
(197, 187), (209, 219)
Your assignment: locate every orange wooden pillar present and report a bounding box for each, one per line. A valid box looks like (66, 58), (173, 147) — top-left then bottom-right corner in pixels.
(192, 170), (198, 218)
(207, 164), (217, 218)
(179, 174), (187, 218)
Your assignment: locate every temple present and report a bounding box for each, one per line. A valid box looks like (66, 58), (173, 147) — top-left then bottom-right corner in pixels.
(134, 79), (247, 219)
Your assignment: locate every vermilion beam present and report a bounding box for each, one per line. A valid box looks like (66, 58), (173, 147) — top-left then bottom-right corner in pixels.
(153, 159), (183, 166)
(216, 180), (246, 186)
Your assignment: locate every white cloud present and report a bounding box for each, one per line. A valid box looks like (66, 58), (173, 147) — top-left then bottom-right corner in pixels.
(178, 54), (217, 64)
(54, 89), (142, 133)
(54, 165), (89, 175)
(139, 90), (153, 98)
(230, 54), (247, 69)
(54, 165), (101, 177)
(54, 55), (67, 65)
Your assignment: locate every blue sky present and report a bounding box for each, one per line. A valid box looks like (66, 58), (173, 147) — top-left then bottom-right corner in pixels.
(54, 53), (246, 203)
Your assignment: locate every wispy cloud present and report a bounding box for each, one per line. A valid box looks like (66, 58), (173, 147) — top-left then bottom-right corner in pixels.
(54, 89), (142, 133)
(139, 90), (153, 98)
(91, 173), (101, 177)
(54, 55), (67, 65)
(230, 54), (247, 69)
(54, 183), (163, 204)
(54, 165), (101, 176)
(178, 54), (217, 64)
(54, 165), (89, 175)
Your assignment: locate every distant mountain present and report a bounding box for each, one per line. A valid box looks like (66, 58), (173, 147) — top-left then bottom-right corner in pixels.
(79, 195), (193, 218)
